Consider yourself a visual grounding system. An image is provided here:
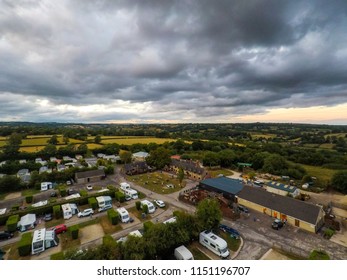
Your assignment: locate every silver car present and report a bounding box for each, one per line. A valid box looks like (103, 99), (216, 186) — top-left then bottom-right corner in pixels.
(78, 208), (94, 217)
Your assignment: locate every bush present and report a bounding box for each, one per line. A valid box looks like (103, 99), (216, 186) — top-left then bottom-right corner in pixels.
(88, 197), (98, 210)
(53, 205), (62, 219)
(50, 252), (65, 260)
(70, 225), (79, 239)
(6, 215), (19, 232)
(59, 186), (67, 197)
(135, 201), (141, 211)
(107, 185), (116, 191)
(103, 234), (117, 246)
(107, 209), (120, 225)
(142, 204), (149, 214)
(18, 232), (32, 256)
(324, 228), (335, 239)
(79, 190), (88, 197)
(25, 195), (33, 204)
(11, 204), (20, 212)
(309, 250), (330, 260)
(115, 191), (125, 203)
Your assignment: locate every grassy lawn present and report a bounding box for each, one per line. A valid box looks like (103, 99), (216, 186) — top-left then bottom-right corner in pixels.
(128, 206), (152, 221)
(101, 137), (175, 145)
(300, 164), (339, 182)
(207, 168), (234, 178)
(219, 231), (241, 252)
(99, 215), (123, 234)
(127, 172), (185, 194)
(60, 231), (81, 251)
(2, 243), (31, 260)
(188, 243), (210, 260)
(21, 188), (41, 197)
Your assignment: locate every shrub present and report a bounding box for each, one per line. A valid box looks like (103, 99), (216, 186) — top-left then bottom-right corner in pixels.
(107, 209), (120, 225)
(53, 205), (62, 219)
(79, 190), (88, 197)
(88, 197), (98, 210)
(135, 201), (141, 211)
(142, 204), (149, 214)
(107, 185), (116, 191)
(18, 232), (32, 256)
(59, 186), (67, 197)
(6, 215), (19, 232)
(103, 234), (117, 246)
(11, 204), (20, 212)
(70, 225), (79, 240)
(115, 191), (125, 203)
(324, 228), (335, 239)
(309, 250), (330, 260)
(25, 195), (33, 204)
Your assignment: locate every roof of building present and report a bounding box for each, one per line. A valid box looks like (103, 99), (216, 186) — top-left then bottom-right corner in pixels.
(200, 177), (244, 195)
(265, 181), (298, 193)
(237, 185), (322, 224)
(132, 151), (149, 158)
(75, 169), (105, 179)
(171, 159), (205, 175)
(124, 161), (149, 172)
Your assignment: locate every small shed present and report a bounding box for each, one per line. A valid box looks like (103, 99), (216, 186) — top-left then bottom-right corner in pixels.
(75, 169), (105, 184)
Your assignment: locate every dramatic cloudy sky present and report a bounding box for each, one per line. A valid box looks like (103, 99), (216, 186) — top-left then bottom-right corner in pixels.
(1, 0), (347, 124)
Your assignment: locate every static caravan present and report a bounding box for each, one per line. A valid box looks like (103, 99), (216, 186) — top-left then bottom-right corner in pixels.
(40, 182), (53, 191)
(32, 228), (59, 255)
(199, 230), (229, 258)
(116, 207), (130, 223)
(163, 217), (177, 224)
(141, 200), (155, 214)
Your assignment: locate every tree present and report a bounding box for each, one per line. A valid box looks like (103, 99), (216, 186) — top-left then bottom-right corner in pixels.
(3, 133), (22, 157)
(119, 150), (132, 164)
(47, 135), (58, 145)
(332, 171), (347, 194)
(42, 144), (57, 156)
(94, 135), (101, 144)
(262, 154), (288, 175)
(178, 168), (184, 186)
(196, 198), (222, 231)
(145, 147), (171, 169)
(203, 152), (220, 167)
(0, 175), (21, 194)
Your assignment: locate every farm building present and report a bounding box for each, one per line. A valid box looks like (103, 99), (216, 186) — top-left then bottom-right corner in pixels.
(265, 181), (300, 197)
(75, 169), (105, 184)
(124, 161), (150, 175)
(236, 186), (325, 233)
(199, 177), (244, 200)
(166, 159), (208, 180)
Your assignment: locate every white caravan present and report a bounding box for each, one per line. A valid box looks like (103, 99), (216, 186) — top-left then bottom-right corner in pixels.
(31, 228), (59, 255)
(199, 230), (229, 258)
(140, 200), (155, 214)
(116, 207), (130, 223)
(174, 245), (194, 260)
(61, 203), (78, 220)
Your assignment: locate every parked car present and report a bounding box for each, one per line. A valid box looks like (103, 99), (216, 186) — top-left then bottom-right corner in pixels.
(272, 219), (284, 230)
(154, 199), (165, 208)
(219, 224), (240, 239)
(44, 213), (53, 221)
(51, 224), (67, 234)
(238, 205), (249, 213)
(98, 204), (112, 212)
(0, 231), (14, 241)
(68, 188), (77, 195)
(50, 191), (57, 197)
(78, 208), (94, 218)
(86, 185), (93, 191)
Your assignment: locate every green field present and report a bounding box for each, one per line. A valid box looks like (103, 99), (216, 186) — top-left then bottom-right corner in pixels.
(126, 171), (185, 194)
(250, 133), (276, 139)
(86, 143), (103, 149)
(300, 164), (339, 182)
(207, 168), (234, 178)
(101, 137), (175, 145)
(324, 133), (346, 139)
(19, 146), (46, 152)
(0, 140), (5, 147)
(319, 143), (335, 149)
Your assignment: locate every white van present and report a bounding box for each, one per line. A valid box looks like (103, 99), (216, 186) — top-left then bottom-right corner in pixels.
(174, 245), (194, 260)
(140, 200), (155, 214)
(116, 207), (130, 223)
(199, 230), (229, 258)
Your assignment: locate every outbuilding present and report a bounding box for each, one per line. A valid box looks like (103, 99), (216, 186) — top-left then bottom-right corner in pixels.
(199, 177), (244, 200)
(75, 169), (105, 184)
(265, 181), (300, 197)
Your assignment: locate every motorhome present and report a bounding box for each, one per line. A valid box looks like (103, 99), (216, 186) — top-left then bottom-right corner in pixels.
(61, 203), (78, 220)
(116, 207), (130, 223)
(120, 182), (131, 191)
(140, 200), (155, 214)
(199, 230), (229, 258)
(31, 228), (59, 255)
(174, 245), (194, 260)
(124, 188), (138, 200)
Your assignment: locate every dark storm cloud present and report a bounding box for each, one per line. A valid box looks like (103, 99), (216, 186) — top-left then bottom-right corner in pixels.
(1, 0), (347, 122)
